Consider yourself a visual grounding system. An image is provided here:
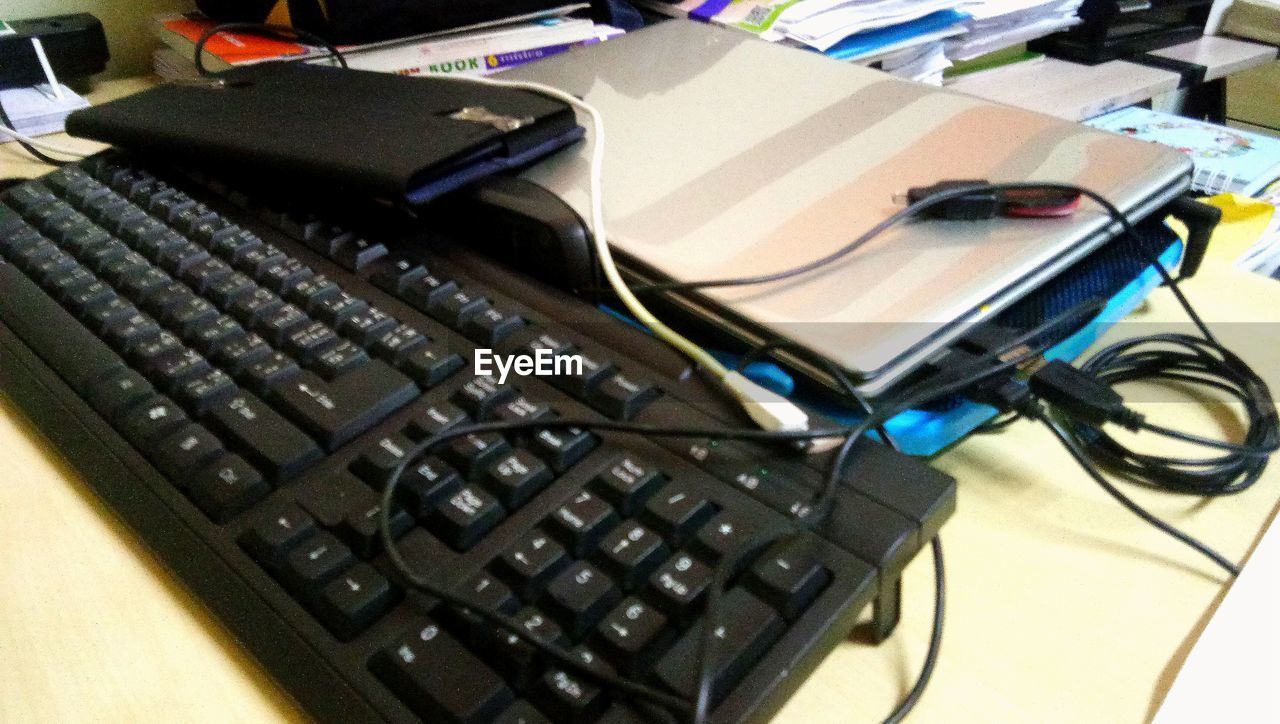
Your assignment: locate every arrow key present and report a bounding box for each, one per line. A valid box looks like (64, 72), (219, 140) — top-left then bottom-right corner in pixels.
(316, 562), (398, 641)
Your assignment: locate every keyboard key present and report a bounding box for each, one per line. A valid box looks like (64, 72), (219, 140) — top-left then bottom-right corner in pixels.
(463, 307), (525, 347)
(331, 236), (386, 271)
(648, 552), (714, 617)
(498, 528), (569, 598)
(543, 561), (620, 637)
(372, 256), (428, 293)
(175, 368), (238, 414)
(119, 395), (189, 446)
(267, 362), (419, 450)
(315, 562), (397, 641)
(151, 424), (224, 478)
(590, 372), (659, 420)
(596, 522), (668, 591)
(283, 320), (339, 363)
(492, 395), (554, 425)
(529, 427), (597, 473)
(254, 303), (309, 346)
(595, 597), (671, 674)
(430, 287), (489, 329)
(550, 490), (618, 555)
(341, 501), (414, 558)
(653, 588), (785, 703)
(393, 457), (461, 518)
(443, 432), (511, 478)
(313, 339), (370, 380)
(88, 369), (155, 421)
(405, 401), (468, 440)
(452, 375), (517, 419)
(351, 433), (416, 488)
(534, 667), (609, 724)
(370, 322), (427, 365)
(188, 454), (268, 522)
(312, 290), (367, 327)
(282, 532), (355, 600)
(480, 449), (553, 509)
(400, 342), (464, 388)
(692, 509), (768, 570)
(203, 392), (322, 481)
(242, 352), (301, 395)
(552, 351), (614, 399)
(746, 541), (832, 621)
(339, 307), (397, 347)
(372, 618), (514, 724)
(592, 455), (664, 515)
(401, 272), (457, 312)
(644, 484), (716, 545)
(239, 502), (317, 569)
(431, 485), (504, 550)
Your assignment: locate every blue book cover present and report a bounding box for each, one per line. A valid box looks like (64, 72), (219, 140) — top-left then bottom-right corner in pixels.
(1086, 106), (1280, 197)
(824, 10), (969, 62)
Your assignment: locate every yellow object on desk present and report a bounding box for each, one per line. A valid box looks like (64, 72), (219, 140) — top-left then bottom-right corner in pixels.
(4, 78), (1280, 723)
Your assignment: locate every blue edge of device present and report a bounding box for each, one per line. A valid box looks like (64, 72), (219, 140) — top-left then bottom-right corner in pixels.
(604, 229), (1185, 458)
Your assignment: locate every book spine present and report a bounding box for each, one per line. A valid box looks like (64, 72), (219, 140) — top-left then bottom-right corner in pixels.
(391, 37), (608, 77)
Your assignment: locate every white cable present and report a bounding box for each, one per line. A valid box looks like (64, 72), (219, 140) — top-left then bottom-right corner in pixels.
(0, 122), (88, 158)
(441, 73), (813, 433)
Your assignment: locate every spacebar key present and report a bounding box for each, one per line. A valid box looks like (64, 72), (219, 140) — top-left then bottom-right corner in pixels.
(270, 361), (419, 450)
(204, 392), (322, 481)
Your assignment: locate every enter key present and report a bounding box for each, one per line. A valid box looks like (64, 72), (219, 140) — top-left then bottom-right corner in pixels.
(270, 360), (419, 450)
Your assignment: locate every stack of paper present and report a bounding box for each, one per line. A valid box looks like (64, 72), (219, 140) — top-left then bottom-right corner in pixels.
(878, 40), (952, 84)
(0, 84), (89, 142)
(945, 0), (1082, 62)
(641, 1), (968, 83)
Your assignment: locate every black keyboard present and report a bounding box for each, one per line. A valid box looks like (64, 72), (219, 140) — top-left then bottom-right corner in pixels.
(0, 154), (954, 723)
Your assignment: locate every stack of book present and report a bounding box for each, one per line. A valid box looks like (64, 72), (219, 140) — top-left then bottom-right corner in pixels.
(151, 6), (623, 79)
(639, 0), (1082, 85)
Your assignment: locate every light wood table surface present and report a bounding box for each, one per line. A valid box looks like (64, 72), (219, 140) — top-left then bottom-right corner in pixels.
(4, 78), (1280, 723)
(948, 35), (1277, 122)
(947, 57), (1181, 121)
(1149, 35), (1278, 83)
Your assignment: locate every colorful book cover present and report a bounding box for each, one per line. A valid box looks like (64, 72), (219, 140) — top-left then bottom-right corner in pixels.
(1085, 107), (1280, 197)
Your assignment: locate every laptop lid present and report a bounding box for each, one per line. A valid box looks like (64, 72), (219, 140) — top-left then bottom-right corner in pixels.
(506, 20), (1191, 395)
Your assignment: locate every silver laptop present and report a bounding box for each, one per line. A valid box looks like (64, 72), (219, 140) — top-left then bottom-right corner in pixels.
(507, 20), (1191, 396)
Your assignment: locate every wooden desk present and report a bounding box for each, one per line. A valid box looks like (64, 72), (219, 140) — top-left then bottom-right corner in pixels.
(947, 57), (1181, 121)
(4, 79), (1280, 723)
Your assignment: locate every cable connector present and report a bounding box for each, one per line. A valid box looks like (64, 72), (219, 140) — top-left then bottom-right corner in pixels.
(722, 370), (811, 433)
(894, 180), (1001, 220)
(1028, 359), (1144, 430)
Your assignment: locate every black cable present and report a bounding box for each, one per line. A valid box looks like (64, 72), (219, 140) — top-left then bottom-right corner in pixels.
(192, 22), (348, 77)
(376, 331), (1038, 722)
(0, 98), (71, 166)
(881, 537), (944, 724)
(1058, 334), (1279, 497)
(1034, 408), (1240, 576)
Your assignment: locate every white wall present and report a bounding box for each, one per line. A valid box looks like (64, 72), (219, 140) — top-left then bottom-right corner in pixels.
(5, 0), (196, 79)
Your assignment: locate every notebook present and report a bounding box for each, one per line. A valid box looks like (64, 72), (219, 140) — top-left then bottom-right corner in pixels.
(506, 21), (1190, 397)
(1086, 107), (1280, 197)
